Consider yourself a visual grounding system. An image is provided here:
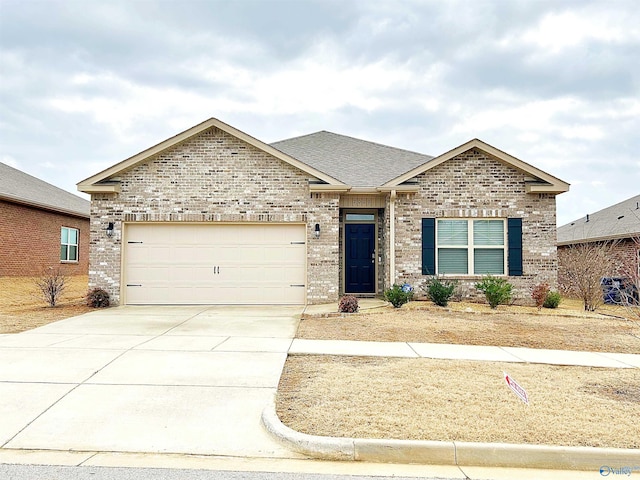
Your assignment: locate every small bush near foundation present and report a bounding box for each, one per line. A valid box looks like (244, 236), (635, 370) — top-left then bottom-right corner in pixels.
(531, 283), (550, 310)
(543, 291), (562, 309)
(35, 268), (67, 307)
(385, 283), (414, 308)
(87, 288), (110, 308)
(475, 276), (513, 309)
(423, 276), (457, 307)
(338, 295), (359, 313)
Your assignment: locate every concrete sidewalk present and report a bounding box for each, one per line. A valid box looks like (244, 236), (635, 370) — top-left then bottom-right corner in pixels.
(289, 338), (640, 368)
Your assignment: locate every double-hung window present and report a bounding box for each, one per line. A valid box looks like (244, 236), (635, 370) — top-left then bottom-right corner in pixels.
(60, 227), (79, 262)
(436, 219), (506, 275)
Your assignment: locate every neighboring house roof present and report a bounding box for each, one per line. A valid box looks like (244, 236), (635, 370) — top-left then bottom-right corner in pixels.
(0, 162), (90, 218)
(270, 131), (434, 188)
(384, 138), (570, 194)
(77, 118), (347, 194)
(557, 194), (640, 245)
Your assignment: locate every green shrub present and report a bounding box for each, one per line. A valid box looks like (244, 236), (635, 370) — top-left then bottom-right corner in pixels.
(475, 275), (513, 309)
(86, 288), (110, 308)
(423, 276), (457, 307)
(338, 295), (359, 313)
(385, 283), (414, 308)
(543, 291), (562, 309)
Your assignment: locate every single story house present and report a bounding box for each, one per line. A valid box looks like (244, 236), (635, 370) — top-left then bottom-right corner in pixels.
(557, 194), (640, 290)
(0, 162), (90, 276)
(78, 118), (569, 305)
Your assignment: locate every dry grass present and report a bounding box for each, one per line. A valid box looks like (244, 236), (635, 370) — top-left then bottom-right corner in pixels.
(277, 355), (640, 449)
(298, 301), (640, 354)
(0, 276), (94, 333)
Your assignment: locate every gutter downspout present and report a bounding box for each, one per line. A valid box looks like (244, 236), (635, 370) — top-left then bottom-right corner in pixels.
(389, 190), (396, 287)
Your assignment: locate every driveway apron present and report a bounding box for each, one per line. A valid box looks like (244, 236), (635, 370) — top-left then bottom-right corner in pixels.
(0, 306), (305, 458)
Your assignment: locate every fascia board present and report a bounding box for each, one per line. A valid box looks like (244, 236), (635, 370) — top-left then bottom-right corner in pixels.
(383, 138), (570, 193)
(0, 193), (89, 219)
(77, 118), (346, 190)
(77, 183), (122, 194)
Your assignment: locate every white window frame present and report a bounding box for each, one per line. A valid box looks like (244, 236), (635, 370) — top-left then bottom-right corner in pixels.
(60, 227), (79, 263)
(436, 219), (507, 276)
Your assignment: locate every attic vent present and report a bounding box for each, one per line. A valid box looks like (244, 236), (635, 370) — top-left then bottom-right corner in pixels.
(618, 215), (625, 220)
(586, 214), (590, 222)
(570, 222), (575, 226)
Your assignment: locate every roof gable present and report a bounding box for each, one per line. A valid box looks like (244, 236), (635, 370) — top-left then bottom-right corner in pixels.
(0, 162), (89, 218)
(558, 194), (640, 244)
(271, 131), (434, 187)
(77, 118), (346, 193)
(383, 138), (570, 194)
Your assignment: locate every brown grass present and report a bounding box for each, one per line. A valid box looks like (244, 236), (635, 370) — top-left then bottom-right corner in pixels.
(0, 276), (94, 333)
(298, 301), (640, 354)
(277, 355), (640, 449)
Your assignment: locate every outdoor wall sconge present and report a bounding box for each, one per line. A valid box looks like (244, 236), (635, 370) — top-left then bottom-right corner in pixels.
(106, 222), (115, 237)
(314, 223), (321, 239)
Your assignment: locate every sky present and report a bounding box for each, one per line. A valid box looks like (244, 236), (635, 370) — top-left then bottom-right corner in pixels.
(1, 0), (638, 226)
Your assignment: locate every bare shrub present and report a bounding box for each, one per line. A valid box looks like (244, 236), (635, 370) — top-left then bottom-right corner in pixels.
(613, 235), (640, 323)
(35, 268), (67, 307)
(561, 241), (615, 311)
(531, 283), (550, 310)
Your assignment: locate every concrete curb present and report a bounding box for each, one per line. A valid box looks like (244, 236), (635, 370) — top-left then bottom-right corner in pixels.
(261, 401), (640, 470)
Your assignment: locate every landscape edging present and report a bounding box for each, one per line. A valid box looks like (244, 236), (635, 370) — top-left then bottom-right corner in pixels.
(261, 401), (640, 470)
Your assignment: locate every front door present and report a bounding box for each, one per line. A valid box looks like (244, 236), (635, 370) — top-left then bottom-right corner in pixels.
(345, 223), (375, 293)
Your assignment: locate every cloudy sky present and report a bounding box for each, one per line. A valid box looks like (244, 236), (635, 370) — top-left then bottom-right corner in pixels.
(1, 0), (638, 226)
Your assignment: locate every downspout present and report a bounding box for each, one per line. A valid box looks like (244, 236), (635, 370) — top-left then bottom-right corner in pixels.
(389, 190), (396, 287)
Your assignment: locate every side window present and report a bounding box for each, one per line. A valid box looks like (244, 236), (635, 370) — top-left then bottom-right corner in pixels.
(61, 227), (79, 262)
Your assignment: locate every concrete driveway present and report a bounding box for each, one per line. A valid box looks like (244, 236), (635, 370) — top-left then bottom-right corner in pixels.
(0, 306), (305, 459)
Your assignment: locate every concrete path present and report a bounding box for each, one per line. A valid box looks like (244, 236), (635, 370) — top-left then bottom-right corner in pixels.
(0, 306), (306, 459)
(289, 339), (640, 368)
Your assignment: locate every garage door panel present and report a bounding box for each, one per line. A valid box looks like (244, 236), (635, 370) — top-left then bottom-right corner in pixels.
(124, 224), (306, 305)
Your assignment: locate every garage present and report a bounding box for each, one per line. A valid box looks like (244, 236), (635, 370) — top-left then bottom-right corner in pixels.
(123, 223), (306, 305)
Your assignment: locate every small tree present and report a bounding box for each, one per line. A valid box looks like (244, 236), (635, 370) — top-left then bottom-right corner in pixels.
(35, 267), (67, 307)
(613, 235), (640, 324)
(561, 241), (615, 311)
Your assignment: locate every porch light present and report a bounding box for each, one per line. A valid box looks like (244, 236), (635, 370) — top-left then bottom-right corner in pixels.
(106, 222), (115, 237)
(314, 223), (320, 239)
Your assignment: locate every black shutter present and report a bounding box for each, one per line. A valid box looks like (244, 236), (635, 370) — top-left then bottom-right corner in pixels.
(508, 218), (523, 276)
(422, 218), (436, 275)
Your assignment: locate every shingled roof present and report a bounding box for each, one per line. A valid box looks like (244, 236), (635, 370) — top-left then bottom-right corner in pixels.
(271, 131), (434, 187)
(0, 162), (90, 218)
(557, 194), (640, 245)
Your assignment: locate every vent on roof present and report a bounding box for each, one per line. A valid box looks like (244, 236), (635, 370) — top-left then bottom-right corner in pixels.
(618, 215), (625, 220)
(586, 214), (590, 222)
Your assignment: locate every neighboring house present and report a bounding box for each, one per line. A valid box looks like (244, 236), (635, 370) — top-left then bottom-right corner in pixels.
(0, 162), (90, 276)
(557, 194), (640, 289)
(77, 118), (569, 306)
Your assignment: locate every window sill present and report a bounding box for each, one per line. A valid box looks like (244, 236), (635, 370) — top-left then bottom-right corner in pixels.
(60, 261), (79, 264)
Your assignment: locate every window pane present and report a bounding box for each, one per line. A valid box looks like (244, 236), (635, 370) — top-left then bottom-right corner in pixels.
(69, 228), (78, 245)
(60, 245), (68, 261)
(474, 249), (504, 275)
(473, 220), (504, 245)
(438, 248), (468, 274)
(346, 213), (375, 221)
(69, 246), (78, 261)
(437, 220), (468, 245)
(61, 228), (68, 244)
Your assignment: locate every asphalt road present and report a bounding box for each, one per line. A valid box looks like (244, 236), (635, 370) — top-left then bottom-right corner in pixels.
(0, 464), (457, 480)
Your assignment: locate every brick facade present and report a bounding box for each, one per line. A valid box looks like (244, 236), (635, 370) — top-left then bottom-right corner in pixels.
(89, 127), (340, 305)
(0, 200), (89, 276)
(87, 130), (562, 306)
(392, 149), (558, 303)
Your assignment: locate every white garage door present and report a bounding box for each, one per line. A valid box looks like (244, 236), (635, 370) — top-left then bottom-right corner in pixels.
(123, 223), (306, 305)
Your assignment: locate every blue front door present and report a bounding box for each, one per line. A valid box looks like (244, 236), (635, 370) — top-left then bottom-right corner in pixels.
(345, 223), (375, 293)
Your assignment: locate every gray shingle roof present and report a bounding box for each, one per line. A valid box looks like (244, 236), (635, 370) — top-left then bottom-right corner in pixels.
(557, 194), (640, 244)
(271, 131), (434, 187)
(0, 162), (90, 218)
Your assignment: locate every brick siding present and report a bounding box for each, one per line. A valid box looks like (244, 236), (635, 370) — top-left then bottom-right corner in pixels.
(89, 126), (340, 305)
(0, 200), (89, 276)
(391, 148), (558, 304)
